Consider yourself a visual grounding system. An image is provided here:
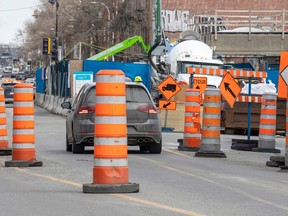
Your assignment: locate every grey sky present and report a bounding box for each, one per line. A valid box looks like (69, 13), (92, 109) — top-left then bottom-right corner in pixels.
(0, 0), (40, 44)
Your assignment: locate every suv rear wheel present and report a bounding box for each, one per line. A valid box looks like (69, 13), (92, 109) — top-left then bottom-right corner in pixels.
(149, 140), (162, 154)
(140, 145), (149, 152)
(72, 137), (85, 154)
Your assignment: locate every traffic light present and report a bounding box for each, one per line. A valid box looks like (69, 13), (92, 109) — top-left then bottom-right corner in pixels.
(42, 37), (51, 55)
(50, 38), (58, 62)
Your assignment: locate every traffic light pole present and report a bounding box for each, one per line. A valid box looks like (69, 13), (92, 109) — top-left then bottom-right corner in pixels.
(55, 0), (59, 61)
(48, 0), (59, 62)
(55, 0), (59, 42)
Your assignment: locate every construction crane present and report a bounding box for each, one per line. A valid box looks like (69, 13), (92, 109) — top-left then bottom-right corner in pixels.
(87, 35), (150, 61)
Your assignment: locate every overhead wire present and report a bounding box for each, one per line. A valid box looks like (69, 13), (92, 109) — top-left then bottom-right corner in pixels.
(0, 4), (43, 12)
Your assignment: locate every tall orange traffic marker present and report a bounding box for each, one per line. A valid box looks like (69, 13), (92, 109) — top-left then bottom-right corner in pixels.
(252, 92), (280, 153)
(195, 88), (226, 158)
(178, 89), (201, 151)
(280, 88), (288, 171)
(5, 83), (42, 167)
(0, 87), (11, 156)
(83, 70), (139, 193)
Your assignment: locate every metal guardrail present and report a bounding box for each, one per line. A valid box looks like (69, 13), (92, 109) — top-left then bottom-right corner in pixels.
(188, 10), (288, 40)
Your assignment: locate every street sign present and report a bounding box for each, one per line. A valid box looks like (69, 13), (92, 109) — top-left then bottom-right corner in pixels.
(280, 65), (288, 86)
(158, 100), (177, 110)
(193, 76), (207, 93)
(158, 76), (181, 100)
(278, 51), (288, 98)
(219, 72), (241, 108)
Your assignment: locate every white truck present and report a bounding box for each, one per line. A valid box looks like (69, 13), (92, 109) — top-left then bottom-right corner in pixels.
(164, 31), (223, 87)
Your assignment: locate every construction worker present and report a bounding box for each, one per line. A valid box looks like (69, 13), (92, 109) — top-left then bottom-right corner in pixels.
(134, 76), (143, 83)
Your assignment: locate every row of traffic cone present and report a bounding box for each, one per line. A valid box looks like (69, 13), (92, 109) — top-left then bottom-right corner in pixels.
(0, 84), (42, 167)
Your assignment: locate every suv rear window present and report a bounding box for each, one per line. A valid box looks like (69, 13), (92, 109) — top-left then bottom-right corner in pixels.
(126, 86), (151, 103)
(83, 84), (154, 123)
(85, 85), (151, 105)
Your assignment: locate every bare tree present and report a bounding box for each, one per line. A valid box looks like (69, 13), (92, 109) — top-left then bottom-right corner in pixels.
(20, 0), (151, 64)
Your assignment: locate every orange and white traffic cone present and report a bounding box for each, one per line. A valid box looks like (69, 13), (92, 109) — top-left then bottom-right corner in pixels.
(5, 83), (42, 167)
(178, 89), (201, 151)
(252, 92), (280, 153)
(83, 70), (139, 193)
(195, 88), (226, 158)
(0, 87), (11, 156)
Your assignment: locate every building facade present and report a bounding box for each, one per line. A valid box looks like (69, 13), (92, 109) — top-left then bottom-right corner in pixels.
(161, 0), (288, 40)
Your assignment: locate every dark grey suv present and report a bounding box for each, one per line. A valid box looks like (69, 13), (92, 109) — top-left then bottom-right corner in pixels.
(61, 82), (162, 154)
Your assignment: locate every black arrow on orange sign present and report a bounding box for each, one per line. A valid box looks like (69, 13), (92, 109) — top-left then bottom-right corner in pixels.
(224, 82), (236, 98)
(163, 102), (171, 108)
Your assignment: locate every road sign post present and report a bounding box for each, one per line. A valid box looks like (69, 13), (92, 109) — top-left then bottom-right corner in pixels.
(193, 77), (207, 93)
(157, 76), (181, 131)
(158, 100), (176, 110)
(158, 76), (181, 100)
(219, 72), (241, 108)
(278, 51), (288, 98)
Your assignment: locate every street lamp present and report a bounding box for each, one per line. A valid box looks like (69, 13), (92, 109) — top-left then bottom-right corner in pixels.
(90, 1), (111, 47)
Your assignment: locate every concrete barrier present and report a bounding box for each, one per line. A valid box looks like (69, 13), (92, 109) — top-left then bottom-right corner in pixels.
(51, 96), (59, 114)
(56, 97), (65, 115)
(35, 93), (72, 117)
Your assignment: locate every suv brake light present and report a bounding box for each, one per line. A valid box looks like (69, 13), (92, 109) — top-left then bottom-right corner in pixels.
(137, 105), (158, 114)
(77, 106), (94, 114)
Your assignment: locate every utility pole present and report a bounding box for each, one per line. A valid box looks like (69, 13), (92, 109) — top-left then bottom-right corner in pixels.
(48, 0), (59, 62)
(151, 0), (162, 45)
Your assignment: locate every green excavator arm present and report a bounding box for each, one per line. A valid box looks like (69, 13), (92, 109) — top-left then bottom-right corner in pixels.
(87, 35), (150, 61)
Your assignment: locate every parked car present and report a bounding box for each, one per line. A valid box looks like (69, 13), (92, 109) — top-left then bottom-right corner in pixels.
(61, 82), (162, 154)
(24, 77), (35, 85)
(1, 82), (18, 103)
(15, 72), (25, 81)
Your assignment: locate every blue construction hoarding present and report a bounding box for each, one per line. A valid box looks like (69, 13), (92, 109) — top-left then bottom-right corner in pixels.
(83, 60), (152, 91)
(35, 67), (46, 94)
(35, 60), (152, 97)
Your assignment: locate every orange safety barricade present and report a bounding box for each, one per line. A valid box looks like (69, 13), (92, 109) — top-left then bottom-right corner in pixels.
(5, 83), (42, 167)
(83, 70), (139, 193)
(252, 92), (280, 153)
(195, 88), (226, 158)
(178, 89), (201, 151)
(236, 95), (262, 103)
(0, 87), (11, 156)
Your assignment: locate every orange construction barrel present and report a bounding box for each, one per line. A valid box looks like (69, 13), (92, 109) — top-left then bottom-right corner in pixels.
(252, 92), (280, 153)
(5, 83), (42, 167)
(195, 88), (226, 158)
(0, 87), (11, 156)
(178, 89), (201, 151)
(83, 70), (139, 193)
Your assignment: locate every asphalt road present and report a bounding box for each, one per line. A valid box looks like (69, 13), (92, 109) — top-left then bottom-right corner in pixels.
(0, 105), (287, 216)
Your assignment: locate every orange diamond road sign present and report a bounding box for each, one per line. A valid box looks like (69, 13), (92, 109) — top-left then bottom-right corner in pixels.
(158, 100), (177, 110)
(278, 51), (288, 98)
(193, 76), (207, 93)
(158, 76), (181, 100)
(219, 72), (241, 108)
